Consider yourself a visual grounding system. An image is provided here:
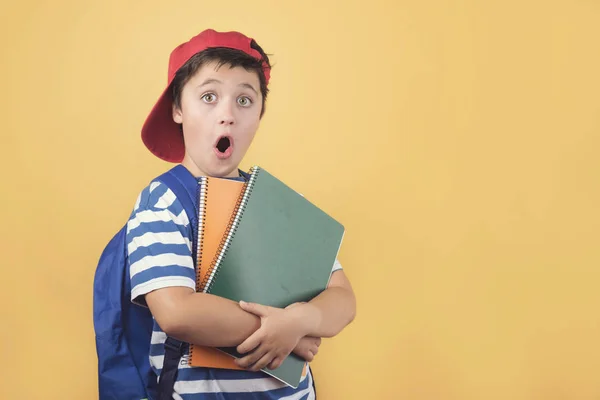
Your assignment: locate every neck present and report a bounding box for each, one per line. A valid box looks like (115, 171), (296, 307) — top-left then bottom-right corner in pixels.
(181, 154), (239, 178)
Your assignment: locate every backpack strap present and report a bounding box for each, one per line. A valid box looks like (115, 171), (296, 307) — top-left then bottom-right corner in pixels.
(238, 168), (250, 181)
(154, 165), (198, 400)
(159, 165), (198, 227)
(156, 337), (187, 400)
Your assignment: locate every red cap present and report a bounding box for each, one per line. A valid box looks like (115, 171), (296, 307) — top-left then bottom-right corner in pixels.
(141, 29), (271, 163)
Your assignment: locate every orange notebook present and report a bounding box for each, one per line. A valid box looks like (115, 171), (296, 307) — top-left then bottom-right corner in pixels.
(188, 176), (246, 369)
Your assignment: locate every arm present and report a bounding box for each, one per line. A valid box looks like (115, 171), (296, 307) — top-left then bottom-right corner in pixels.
(150, 270), (355, 349)
(145, 288), (260, 347)
(295, 269), (357, 338)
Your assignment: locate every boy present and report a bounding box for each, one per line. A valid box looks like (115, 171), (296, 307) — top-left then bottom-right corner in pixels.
(128, 29), (356, 399)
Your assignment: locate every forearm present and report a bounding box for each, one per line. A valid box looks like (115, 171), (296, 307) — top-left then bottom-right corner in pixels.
(148, 289), (260, 347)
(298, 286), (356, 338)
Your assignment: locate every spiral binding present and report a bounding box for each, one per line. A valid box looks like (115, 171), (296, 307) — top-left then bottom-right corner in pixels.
(200, 166), (261, 293)
(195, 177), (208, 291)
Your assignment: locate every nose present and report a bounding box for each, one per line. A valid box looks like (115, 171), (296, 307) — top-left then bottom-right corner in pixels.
(218, 100), (235, 126)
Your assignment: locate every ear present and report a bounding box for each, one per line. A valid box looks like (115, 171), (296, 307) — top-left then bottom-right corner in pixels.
(172, 103), (183, 124)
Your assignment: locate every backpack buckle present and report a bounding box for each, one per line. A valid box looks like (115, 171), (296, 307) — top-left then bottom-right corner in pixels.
(164, 337), (186, 355)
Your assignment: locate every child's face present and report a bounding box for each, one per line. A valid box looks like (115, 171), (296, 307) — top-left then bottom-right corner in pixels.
(173, 61), (262, 178)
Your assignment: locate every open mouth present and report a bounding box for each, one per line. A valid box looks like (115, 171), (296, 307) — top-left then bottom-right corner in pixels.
(214, 135), (233, 159)
(216, 136), (231, 153)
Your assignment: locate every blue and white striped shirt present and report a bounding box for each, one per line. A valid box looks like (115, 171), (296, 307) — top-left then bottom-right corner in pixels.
(126, 179), (342, 399)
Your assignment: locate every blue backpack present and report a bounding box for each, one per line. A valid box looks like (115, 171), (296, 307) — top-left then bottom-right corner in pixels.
(93, 165), (199, 400)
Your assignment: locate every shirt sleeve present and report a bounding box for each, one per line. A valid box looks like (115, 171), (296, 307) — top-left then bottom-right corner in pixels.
(332, 258), (343, 273)
(126, 181), (196, 306)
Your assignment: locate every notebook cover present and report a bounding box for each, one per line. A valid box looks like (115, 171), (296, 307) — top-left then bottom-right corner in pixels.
(204, 167), (345, 388)
(189, 177), (246, 369)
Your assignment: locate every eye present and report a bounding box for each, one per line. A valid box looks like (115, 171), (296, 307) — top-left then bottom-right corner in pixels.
(201, 93), (217, 103)
(237, 96), (253, 107)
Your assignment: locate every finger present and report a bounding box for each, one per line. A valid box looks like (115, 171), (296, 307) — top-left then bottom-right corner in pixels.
(249, 351), (276, 372)
(237, 329), (264, 354)
(239, 301), (269, 317)
(311, 345), (319, 356)
(267, 357), (282, 370)
(305, 336), (319, 346)
(236, 344), (268, 369)
(296, 347), (314, 362)
(304, 350), (314, 362)
(285, 301), (306, 310)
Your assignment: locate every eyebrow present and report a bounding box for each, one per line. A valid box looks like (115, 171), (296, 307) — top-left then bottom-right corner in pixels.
(197, 78), (223, 88)
(238, 83), (258, 95)
(196, 79), (258, 95)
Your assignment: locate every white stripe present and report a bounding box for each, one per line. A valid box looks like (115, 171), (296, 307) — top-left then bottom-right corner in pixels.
(131, 276), (195, 301)
(175, 376), (286, 394)
(150, 181), (161, 192)
(128, 231), (191, 255)
(150, 331), (167, 345)
(150, 355), (164, 369)
(134, 193), (142, 211)
(279, 371), (314, 399)
(150, 355), (192, 370)
(130, 253), (194, 277)
(154, 188), (177, 209)
(332, 258), (343, 272)
(127, 209), (189, 233)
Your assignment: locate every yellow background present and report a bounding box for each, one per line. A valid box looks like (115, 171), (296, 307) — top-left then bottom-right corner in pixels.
(1, 0), (599, 398)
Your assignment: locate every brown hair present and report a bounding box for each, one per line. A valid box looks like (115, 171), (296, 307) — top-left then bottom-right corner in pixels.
(171, 40), (271, 117)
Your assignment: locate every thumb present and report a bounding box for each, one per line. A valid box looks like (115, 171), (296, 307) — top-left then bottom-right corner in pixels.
(239, 300), (269, 317)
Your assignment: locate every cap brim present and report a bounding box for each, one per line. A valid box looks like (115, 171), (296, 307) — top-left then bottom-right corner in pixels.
(141, 85), (185, 163)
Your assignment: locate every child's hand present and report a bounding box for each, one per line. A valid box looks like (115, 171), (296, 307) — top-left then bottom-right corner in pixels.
(292, 336), (321, 362)
(235, 300), (315, 371)
(285, 301), (306, 309)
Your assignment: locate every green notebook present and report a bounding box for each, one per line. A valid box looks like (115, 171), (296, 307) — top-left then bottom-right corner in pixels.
(201, 166), (345, 388)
